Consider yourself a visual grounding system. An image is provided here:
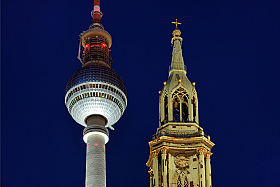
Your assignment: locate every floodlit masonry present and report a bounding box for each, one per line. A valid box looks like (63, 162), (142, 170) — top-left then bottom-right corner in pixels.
(146, 20), (214, 187)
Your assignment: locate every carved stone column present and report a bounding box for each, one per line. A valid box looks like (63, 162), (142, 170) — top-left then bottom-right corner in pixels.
(197, 147), (207, 187)
(188, 96), (192, 122)
(152, 150), (159, 187)
(205, 152), (213, 187)
(148, 169), (153, 187)
(180, 99), (182, 122)
(168, 153), (173, 187)
(168, 96), (173, 122)
(161, 147), (168, 187)
(159, 96), (165, 126)
(196, 99), (199, 124)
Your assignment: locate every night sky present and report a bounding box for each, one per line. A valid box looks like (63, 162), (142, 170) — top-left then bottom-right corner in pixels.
(2, 0), (280, 186)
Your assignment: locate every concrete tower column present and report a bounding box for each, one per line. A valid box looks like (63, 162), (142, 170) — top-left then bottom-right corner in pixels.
(86, 134), (106, 187)
(83, 115), (109, 187)
(197, 147), (206, 187)
(161, 147), (168, 187)
(205, 152), (213, 187)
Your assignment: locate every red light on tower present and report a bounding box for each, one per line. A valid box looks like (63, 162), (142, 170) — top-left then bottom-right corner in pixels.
(85, 44), (90, 51)
(92, 0), (102, 23)
(94, 0), (100, 7)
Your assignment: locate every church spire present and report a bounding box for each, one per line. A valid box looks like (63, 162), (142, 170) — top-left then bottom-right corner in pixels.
(158, 19), (198, 126)
(169, 19), (186, 76)
(147, 20), (214, 187)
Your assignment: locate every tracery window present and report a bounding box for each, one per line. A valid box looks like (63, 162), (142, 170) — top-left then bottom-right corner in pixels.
(172, 87), (189, 122)
(164, 95), (168, 123)
(177, 175), (182, 187)
(182, 96), (188, 122)
(173, 96), (180, 122)
(192, 97), (196, 123)
(183, 176), (189, 187)
(177, 173), (189, 187)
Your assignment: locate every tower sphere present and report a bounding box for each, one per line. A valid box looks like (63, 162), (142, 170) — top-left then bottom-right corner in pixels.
(65, 0), (127, 186)
(65, 63), (127, 128)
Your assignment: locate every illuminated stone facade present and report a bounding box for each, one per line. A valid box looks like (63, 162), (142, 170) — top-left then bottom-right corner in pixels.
(147, 21), (214, 187)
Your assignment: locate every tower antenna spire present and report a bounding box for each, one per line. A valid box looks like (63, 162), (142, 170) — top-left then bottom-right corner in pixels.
(91, 0), (103, 25)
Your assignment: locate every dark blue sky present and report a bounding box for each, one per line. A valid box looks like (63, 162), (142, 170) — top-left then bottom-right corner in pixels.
(2, 0), (280, 186)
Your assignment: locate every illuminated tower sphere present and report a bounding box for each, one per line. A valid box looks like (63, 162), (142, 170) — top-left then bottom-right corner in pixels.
(146, 20), (214, 187)
(65, 0), (127, 186)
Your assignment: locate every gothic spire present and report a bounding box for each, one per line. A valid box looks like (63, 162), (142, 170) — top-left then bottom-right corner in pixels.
(169, 19), (186, 77)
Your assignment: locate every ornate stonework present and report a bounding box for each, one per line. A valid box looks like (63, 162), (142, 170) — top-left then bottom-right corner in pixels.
(148, 169), (153, 178)
(205, 151), (213, 160)
(169, 149), (197, 158)
(160, 146), (169, 155)
(197, 147), (207, 155)
(152, 150), (159, 159)
(146, 22), (214, 187)
(174, 155), (189, 168)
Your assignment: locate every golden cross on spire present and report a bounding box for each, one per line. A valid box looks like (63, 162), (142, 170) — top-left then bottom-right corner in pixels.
(172, 19), (182, 28)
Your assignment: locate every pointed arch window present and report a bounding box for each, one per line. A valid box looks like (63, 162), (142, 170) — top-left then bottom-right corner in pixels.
(182, 95), (188, 122)
(183, 176), (189, 187)
(192, 96), (196, 123)
(173, 96), (180, 122)
(177, 173), (189, 187)
(172, 87), (189, 122)
(177, 175), (182, 187)
(164, 95), (168, 123)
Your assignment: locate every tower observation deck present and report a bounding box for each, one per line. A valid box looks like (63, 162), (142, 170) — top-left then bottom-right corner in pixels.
(65, 0), (127, 186)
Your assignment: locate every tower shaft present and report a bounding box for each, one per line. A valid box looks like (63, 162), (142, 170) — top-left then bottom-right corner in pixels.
(83, 115), (108, 187)
(86, 134), (106, 187)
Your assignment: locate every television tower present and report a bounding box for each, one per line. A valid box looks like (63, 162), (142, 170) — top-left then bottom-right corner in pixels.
(65, 0), (127, 186)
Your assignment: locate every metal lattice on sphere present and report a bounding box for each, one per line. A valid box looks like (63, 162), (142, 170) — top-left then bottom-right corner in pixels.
(65, 64), (127, 128)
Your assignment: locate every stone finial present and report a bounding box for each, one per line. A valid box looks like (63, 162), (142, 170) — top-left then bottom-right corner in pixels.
(197, 147), (207, 155)
(171, 19), (182, 37)
(205, 151), (213, 160)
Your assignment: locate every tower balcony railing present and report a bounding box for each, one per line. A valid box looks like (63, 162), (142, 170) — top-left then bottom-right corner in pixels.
(169, 65), (187, 72)
(153, 129), (208, 140)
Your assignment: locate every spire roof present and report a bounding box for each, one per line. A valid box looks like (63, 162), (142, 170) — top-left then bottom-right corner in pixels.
(169, 19), (186, 76)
